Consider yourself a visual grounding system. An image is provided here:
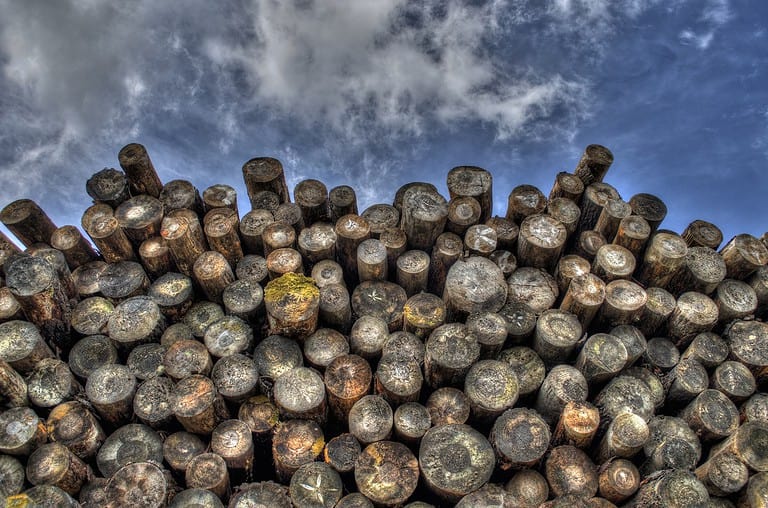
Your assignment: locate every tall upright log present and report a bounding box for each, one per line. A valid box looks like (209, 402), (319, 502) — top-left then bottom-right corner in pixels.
(401, 186), (448, 252)
(82, 203), (136, 263)
(118, 143), (163, 197)
(573, 144), (614, 185)
(329, 185), (358, 223)
(243, 157), (291, 204)
(159, 179), (205, 216)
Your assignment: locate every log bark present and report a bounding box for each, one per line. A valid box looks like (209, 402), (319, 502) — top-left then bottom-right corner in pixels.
(666, 246), (726, 295)
(711, 360), (755, 403)
(86, 167), (130, 208)
(679, 389), (739, 441)
(239, 209), (274, 255)
(356, 238), (388, 282)
(612, 214), (651, 259)
(573, 144), (614, 185)
(682, 219), (723, 250)
(490, 408), (551, 469)
(554, 254), (591, 294)
(594, 412), (649, 463)
(335, 214), (370, 286)
(318, 282), (352, 332)
(427, 231), (462, 297)
(595, 279), (647, 330)
(5, 254), (73, 353)
(506, 184), (546, 224)
(628, 193), (667, 232)
(598, 459), (641, 504)
(0, 198), (58, 247)
(324, 354), (372, 422)
(549, 171), (585, 202)
(205, 215), (244, 268)
(546, 445), (599, 498)
(666, 291), (719, 347)
(85, 364), (137, 426)
(159, 178), (204, 216)
(139, 236), (176, 278)
(635, 231), (688, 288)
(486, 215), (519, 251)
(0, 359), (28, 408)
(26, 357), (80, 408)
(50, 225), (98, 269)
(193, 250), (236, 303)
(552, 400), (600, 449)
(379, 227), (407, 280)
(420, 423), (495, 503)
(572, 230), (607, 262)
(26, 442), (89, 495)
(355, 441), (419, 507)
(45, 401), (104, 460)
(560, 273), (605, 330)
(82, 203), (136, 263)
(547, 197), (581, 238)
(114, 195), (165, 245)
(294, 179), (330, 226)
(272, 419), (324, 482)
(185, 453), (230, 500)
(160, 208), (208, 276)
(400, 186), (448, 252)
(594, 198), (632, 242)
(0, 319), (54, 373)
(242, 156), (290, 204)
(172, 374), (229, 435)
(719, 233), (768, 280)
(446, 196), (481, 236)
(576, 182), (620, 236)
(575, 333), (628, 385)
(329, 185), (358, 223)
(534, 365), (589, 424)
(396, 249), (430, 297)
(118, 143), (163, 197)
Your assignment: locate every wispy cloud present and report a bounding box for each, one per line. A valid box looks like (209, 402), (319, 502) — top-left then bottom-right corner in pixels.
(678, 0), (732, 50)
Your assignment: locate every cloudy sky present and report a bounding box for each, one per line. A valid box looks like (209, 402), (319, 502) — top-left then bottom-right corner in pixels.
(0, 0), (766, 246)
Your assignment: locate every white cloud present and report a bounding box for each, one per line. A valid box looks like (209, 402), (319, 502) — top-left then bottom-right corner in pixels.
(679, 29), (715, 49)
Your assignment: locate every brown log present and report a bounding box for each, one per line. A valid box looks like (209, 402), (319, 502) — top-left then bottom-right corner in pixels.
(420, 423), (494, 503)
(170, 489), (224, 508)
(9, 485), (79, 507)
(633, 287), (674, 338)
(427, 231), (462, 297)
(203, 183), (239, 215)
(393, 182), (437, 213)
(45, 400), (105, 459)
(401, 186), (448, 252)
(594, 375), (655, 423)
(355, 441), (419, 507)
(291, 462), (343, 507)
(0, 406), (46, 455)
(497, 346), (546, 398)
(628, 193), (667, 233)
(599, 458), (640, 504)
(534, 365), (589, 424)
(0, 319), (54, 373)
(463, 224), (496, 257)
(127, 342), (166, 381)
(359, 205), (398, 241)
(239, 209), (274, 255)
(547, 197), (581, 238)
(204, 216), (243, 268)
(351, 280), (407, 332)
(253, 334), (303, 395)
(243, 157), (290, 205)
(396, 249), (430, 296)
(238, 395), (279, 444)
(85, 364), (137, 426)
(554, 254), (591, 294)
(86, 167), (131, 208)
(635, 231), (688, 288)
(375, 354), (422, 406)
(666, 246), (726, 296)
(186, 453), (230, 500)
(560, 273), (605, 330)
(490, 408), (551, 469)
(27, 358), (80, 409)
(70, 259), (105, 298)
(250, 190), (281, 215)
(533, 308), (583, 365)
(393, 402), (431, 444)
(159, 178), (204, 216)
(666, 291), (719, 347)
(355, 238), (387, 283)
(5, 254), (72, 353)
(546, 445), (599, 498)
(382, 331), (424, 365)
(138, 236), (175, 278)
(719, 233), (768, 280)
(505, 470), (550, 508)
(680, 389), (739, 441)
(67, 335), (118, 380)
(742, 394), (768, 425)
(572, 230), (607, 262)
(118, 143), (163, 197)
(464, 359), (518, 423)
(573, 144), (613, 185)
(148, 272), (194, 322)
(486, 215), (519, 252)
(623, 367), (667, 412)
(552, 400), (600, 449)
(424, 322), (480, 389)
(680, 331), (728, 368)
(26, 245), (77, 301)
(592, 244), (636, 281)
(0, 359), (28, 408)
(107, 296), (166, 352)
(97, 425), (163, 480)
(576, 333), (628, 385)
(81, 203), (136, 263)
(612, 214), (651, 259)
(498, 301), (537, 342)
(549, 170), (585, 202)
(595, 279), (647, 329)
(172, 374), (229, 434)
(26, 442), (89, 495)
(272, 419), (325, 482)
(303, 328), (349, 370)
(595, 412), (649, 463)
(446, 196), (481, 236)
(211, 418), (254, 471)
(707, 421), (768, 472)
(0, 455), (25, 500)
(446, 166), (493, 222)
(0, 198), (58, 247)
(605, 327), (645, 371)
(506, 184), (546, 225)
(350, 315), (389, 362)
(132, 376), (175, 428)
(193, 250), (236, 303)
(210, 354), (259, 405)
(318, 282), (352, 333)
(296, 222), (336, 271)
(516, 214), (567, 272)
(264, 272), (319, 338)
(311, 259), (345, 289)
(160, 208), (208, 276)
(163, 322), (196, 346)
(329, 185), (358, 223)
(425, 386), (470, 426)
(714, 279), (757, 325)
(711, 360), (755, 403)
(489, 249), (517, 277)
(114, 195), (165, 247)
(444, 256), (507, 321)
(334, 214), (370, 286)
(266, 247), (304, 280)
(725, 320), (768, 380)
(682, 219), (723, 250)
(593, 199), (631, 242)
(164, 339), (212, 380)
(695, 450), (750, 497)
(0, 287), (23, 323)
(465, 311), (506, 359)
(220, 280), (262, 323)
(749, 265), (768, 318)
(50, 225), (97, 269)
(230, 482), (292, 508)
(273, 366), (327, 423)
(741, 471), (768, 508)
(99, 260), (149, 303)
(324, 354), (372, 422)
(576, 182), (621, 236)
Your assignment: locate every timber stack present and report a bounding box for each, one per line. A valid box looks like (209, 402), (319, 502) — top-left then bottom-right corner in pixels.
(1, 142), (768, 508)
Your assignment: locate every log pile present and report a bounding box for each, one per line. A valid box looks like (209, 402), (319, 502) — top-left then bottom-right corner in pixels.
(1, 142), (767, 507)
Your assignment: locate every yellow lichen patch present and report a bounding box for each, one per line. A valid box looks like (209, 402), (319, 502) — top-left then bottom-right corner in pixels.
(5, 494), (29, 508)
(264, 273), (319, 303)
(311, 436), (325, 457)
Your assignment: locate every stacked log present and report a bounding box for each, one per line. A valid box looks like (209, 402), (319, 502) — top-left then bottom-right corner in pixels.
(1, 142), (767, 507)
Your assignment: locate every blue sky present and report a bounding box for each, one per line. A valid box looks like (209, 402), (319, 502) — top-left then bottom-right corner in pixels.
(0, 0), (766, 245)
